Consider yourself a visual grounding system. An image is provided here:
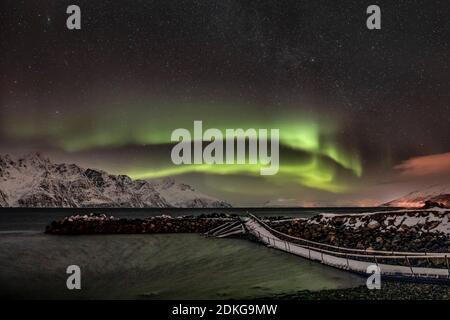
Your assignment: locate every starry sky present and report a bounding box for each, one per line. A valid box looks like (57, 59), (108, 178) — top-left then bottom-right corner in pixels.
(1, 0), (449, 206)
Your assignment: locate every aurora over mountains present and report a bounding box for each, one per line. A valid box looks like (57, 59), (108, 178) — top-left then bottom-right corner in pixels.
(1, 1), (449, 206)
(2, 95), (362, 195)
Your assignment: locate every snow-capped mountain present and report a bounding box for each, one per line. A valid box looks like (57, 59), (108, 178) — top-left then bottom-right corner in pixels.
(148, 178), (231, 208)
(0, 153), (230, 208)
(383, 183), (450, 208)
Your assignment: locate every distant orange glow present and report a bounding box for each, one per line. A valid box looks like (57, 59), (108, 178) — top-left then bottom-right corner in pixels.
(395, 152), (450, 176)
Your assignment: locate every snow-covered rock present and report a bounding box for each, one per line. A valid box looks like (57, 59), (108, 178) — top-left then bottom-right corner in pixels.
(148, 178), (231, 208)
(0, 153), (230, 208)
(307, 209), (450, 235)
(383, 183), (450, 208)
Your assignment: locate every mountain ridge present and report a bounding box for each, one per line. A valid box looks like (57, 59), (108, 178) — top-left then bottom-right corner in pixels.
(0, 153), (231, 208)
(383, 183), (450, 208)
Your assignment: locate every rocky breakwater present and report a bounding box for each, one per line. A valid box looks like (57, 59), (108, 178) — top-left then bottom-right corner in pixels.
(45, 213), (236, 235)
(268, 209), (450, 253)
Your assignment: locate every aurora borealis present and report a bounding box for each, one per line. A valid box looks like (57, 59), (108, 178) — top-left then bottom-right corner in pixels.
(1, 1), (449, 206)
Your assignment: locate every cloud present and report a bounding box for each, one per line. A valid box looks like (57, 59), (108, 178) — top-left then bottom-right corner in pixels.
(394, 152), (450, 177)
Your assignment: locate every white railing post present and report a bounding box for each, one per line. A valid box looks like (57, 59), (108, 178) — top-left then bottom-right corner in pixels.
(406, 255), (414, 276)
(446, 255), (450, 279)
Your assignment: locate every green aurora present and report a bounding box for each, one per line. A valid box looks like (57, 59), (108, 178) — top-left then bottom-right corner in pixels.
(3, 102), (362, 194)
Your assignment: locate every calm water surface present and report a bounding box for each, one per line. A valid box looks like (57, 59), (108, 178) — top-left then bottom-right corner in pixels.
(0, 209), (371, 299)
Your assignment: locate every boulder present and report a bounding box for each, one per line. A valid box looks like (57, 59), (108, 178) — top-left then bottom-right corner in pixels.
(375, 236), (384, 244)
(367, 220), (380, 230)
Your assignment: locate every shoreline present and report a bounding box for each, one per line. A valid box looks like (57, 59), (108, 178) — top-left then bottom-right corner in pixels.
(45, 210), (450, 252)
(266, 281), (450, 300)
(45, 210), (450, 254)
(269, 209), (450, 253)
(45, 213), (238, 235)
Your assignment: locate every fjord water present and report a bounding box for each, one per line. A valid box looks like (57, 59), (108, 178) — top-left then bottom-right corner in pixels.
(0, 209), (365, 299)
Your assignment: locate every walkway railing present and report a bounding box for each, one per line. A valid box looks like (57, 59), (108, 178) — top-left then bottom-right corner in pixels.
(244, 214), (450, 281)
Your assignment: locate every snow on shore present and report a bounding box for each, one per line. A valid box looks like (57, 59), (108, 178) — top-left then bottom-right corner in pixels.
(308, 209), (450, 235)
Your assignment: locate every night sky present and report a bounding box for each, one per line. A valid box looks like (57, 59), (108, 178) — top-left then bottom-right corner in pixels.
(1, 1), (449, 206)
